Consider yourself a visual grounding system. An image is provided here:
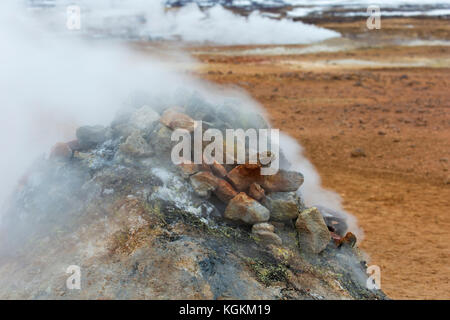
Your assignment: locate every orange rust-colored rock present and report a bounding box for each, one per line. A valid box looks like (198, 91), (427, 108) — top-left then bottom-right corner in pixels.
(330, 232), (342, 246)
(248, 182), (265, 201)
(260, 169), (304, 192)
(214, 178), (238, 203)
(189, 171), (237, 203)
(226, 164), (261, 191)
(160, 108), (195, 132)
(178, 162), (201, 177)
(224, 192), (270, 224)
(227, 165), (303, 193)
(50, 142), (72, 160)
(337, 232), (357, 248)
(210, 161), (228, 178)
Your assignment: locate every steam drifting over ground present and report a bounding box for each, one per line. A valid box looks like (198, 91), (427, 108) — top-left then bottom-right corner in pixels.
(32, 0), (340, 44)
(0, 0), (360, 240)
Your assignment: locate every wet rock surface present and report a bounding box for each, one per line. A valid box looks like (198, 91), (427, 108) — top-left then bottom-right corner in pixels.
(0, 94), (387, 300)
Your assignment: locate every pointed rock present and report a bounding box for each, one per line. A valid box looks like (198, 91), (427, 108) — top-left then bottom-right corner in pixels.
(224, 192), (270, 224)
(295, 207), (330, 254)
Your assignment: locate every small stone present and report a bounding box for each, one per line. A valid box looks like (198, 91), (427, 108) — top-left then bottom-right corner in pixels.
(214, 178), (238, 203)
(49, 142), (72, 160)
(248, 183), (265, 201)
(253, 230), (282, 246)
(210, 161), (227, 178)
(263, 192), (302, 221)
(189, 171), (218, 198)
(76, 125), (108, 149)
(337, 232), (357, 248)
(330, 232), (342, 246)
(227, 166), (303, 193)
(178, 162), (201, 178)
(252, 222), (275, 233)
(260, 170), (304, 192)
(350, 148), (366, 158)
(119, 131), (153, 158)
(130, 105), (160, 132)
(224, 192), (270, 224)
(226, 164), (261, 191)
(295, 207), (331, 254)
(160, 108), (195, 132)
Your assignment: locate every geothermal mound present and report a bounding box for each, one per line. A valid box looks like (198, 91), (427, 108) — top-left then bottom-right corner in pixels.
(0, 93), (386, 299)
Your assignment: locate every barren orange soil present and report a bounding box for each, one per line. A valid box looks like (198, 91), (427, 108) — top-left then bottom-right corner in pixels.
(182, 20), (450, 299)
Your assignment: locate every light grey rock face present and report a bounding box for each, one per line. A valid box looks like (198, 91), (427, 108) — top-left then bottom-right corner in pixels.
(119, 131), (153, 158)
(148, 123), (174, 156)
(76, 125), (108, 149)
(263, 192), (304, 221)
(130, 105), (160, 132)
(224, 193), (270, 224)
(295, 207), (331, 254)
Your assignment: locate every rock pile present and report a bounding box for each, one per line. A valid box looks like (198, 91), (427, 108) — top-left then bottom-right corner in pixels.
(0, 95), (385, 300)
(52, 103), (355, 254)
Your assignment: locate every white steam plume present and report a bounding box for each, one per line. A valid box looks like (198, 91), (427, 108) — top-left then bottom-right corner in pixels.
(36, 0), (340, 45)
(0, 0), (359, 238)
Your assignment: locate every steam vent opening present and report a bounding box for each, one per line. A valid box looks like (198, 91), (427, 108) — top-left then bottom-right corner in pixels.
(1, 0), (449, 303)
